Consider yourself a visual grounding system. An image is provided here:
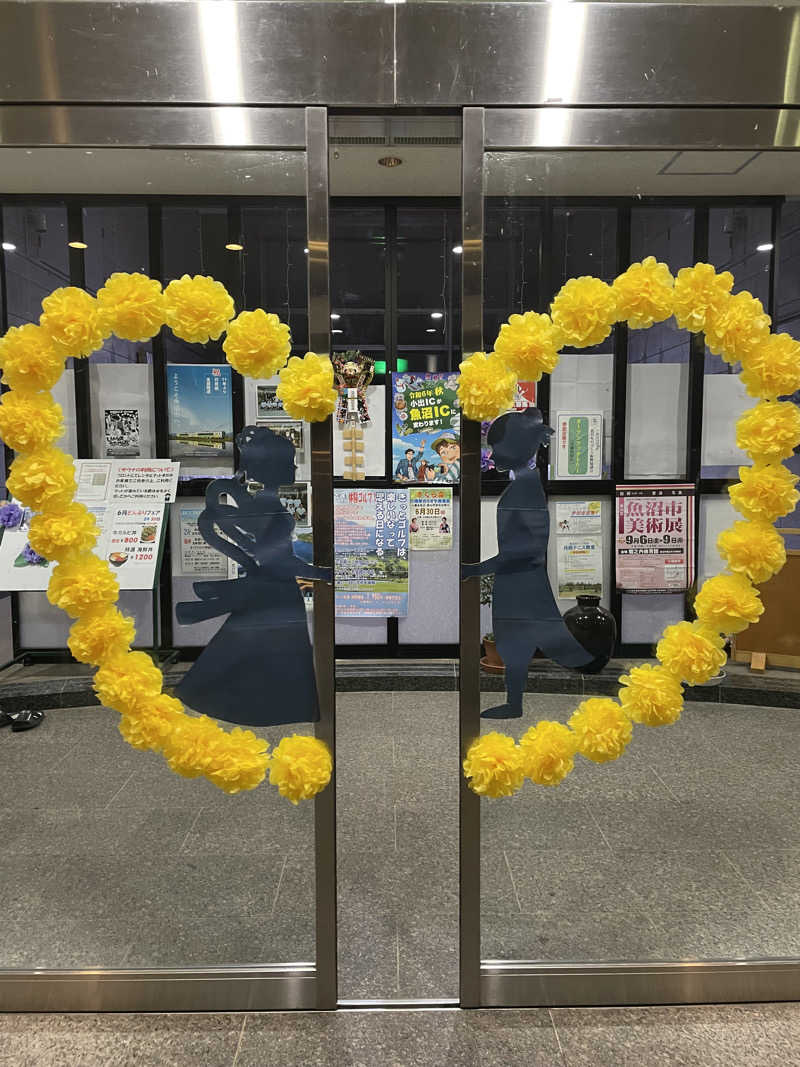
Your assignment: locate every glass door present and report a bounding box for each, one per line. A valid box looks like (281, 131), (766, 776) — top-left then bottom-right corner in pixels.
(0, 106), (335, 1011)
(460, 106), (800, 1007)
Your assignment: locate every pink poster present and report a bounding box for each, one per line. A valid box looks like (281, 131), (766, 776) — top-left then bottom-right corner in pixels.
(615, 484), (695, 593)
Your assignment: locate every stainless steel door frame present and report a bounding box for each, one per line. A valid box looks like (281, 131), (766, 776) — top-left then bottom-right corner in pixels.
(459, 103), (800, 1009)
(0, 104), (336, 1014)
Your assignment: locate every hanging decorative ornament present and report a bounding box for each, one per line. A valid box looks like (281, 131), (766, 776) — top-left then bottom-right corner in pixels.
(333, 350), (374, 481)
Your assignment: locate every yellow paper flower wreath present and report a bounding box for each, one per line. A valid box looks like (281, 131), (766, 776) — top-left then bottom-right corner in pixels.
(461, 256), (800, 798)
(0, 273), (335, 801)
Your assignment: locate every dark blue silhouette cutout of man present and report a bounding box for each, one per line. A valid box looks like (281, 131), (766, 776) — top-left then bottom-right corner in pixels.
(174, 425), (330, 728)
(462, 408), (594, 719)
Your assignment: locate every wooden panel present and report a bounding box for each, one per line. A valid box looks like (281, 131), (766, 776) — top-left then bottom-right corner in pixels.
(735, 551), (800, 666)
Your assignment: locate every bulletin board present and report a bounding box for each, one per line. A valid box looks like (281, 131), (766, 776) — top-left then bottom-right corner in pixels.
(734, 549), (800, 668)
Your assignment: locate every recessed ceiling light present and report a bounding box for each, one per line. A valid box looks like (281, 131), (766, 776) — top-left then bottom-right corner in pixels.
(68, 241), (88, 250)
(330, 313), (341, 321)
(303, 247), (309, 254)
(225, 243), (244, 251)
(2, 242), (15, 252)
(452, 245), (463, 254)
(378, 156), (403, 168)
(431, 312), (443, 320)
(756, 242), (774, 252)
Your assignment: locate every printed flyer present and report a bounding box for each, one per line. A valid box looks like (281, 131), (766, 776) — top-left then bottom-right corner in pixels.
(167, 363), (234, 475)
(179, 506), (234, 579)
(334, 487), (409, 617)
(615, 484), (695, 593)
(555, 412), (603, 479)
(103, 503), (166, 590)
(557, 538), (603, 598)
(392, 372), (460, 484)
(555, 500), (603, 537)
(0, 499), (166, 591)
(104, 408), (141, 457)
(73, 459), (179, 504)
(409, 487), (453, 550)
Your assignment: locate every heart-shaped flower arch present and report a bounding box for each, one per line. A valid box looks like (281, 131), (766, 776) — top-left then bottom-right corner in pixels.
(1, 260), (798, 803)
(0, 272), (337, 802)
(458, 258), (800, 797)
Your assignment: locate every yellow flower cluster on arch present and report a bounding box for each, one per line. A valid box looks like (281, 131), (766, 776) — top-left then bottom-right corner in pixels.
(462, 257), (800, 798)
(0, 272), (335, 802)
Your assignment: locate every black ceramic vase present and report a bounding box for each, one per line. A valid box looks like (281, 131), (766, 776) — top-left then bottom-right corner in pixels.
(563, 596), (616, 674)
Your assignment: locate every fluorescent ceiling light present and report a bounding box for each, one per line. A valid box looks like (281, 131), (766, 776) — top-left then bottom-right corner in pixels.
(431, 312), (444, 320)
(330, 313), (341, 320)
(2, 242), (15, 252)
(756, 243), (774, 252)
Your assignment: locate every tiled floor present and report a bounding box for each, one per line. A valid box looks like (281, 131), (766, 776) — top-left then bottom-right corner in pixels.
(1, 1004), (800, 1066)
(1, 692), (799, 999)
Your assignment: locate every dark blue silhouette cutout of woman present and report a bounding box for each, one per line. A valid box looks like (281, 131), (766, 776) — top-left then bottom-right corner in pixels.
(174, 425), (330, 728)
(463, 408), (595, 719)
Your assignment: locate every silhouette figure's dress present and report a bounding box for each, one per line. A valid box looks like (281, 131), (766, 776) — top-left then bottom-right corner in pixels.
(464, 409), (594, 719)
(174, 426), (329, 728)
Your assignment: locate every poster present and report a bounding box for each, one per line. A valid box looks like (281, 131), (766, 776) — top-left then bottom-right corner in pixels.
(73, 459), (179, 504)
(557, 538), (603, 597)
(0, 504), (57, 590)
(104, 408), (140, 457)
(179, 506), (237, 579)
(615, 484), (695, 593)
(555, 500), (603, 536)
(555, 412), (603, 479)
(514, 381), (537, 410)
(167, 363), (233, 475)
(256, 384), (285, 420)
(409, 487), (453, 550)
(102, 502), (166, 590)
(555, 501), (603, 597)
(279, 483), (311, 530)
(392, 372), (460, 484)
(334, 487), (409, 617)
(0, 499), (166, 591)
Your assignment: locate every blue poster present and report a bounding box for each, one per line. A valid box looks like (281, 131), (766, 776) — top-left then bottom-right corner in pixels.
(167, 364), (234, 474)
(334, 487), (409, 617)
(392, 372), (461, 484)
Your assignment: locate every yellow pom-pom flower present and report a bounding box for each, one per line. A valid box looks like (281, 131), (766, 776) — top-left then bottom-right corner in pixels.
(7, 447), (76, 511)
(729, 462), (799, 524)
(164, 274), (235, 344)
(656, 621), (727, 686)
(268, 734), (333, 804)
(463, 731), (524, 797)
(568, 698), (632, 764)
(672, 262), (733, 333)
(40, 286), (107, 358)
(96, 272), (166, 341)
(223, 309), (291, 378)
(28, 502), (99, 562)
(0, 391), (63, 452)
(161, 716), (271, 794)
(550, 276), (618, 348)
(618, 663), (683, 726)
(47, 553), (120, 618)
(276, 352), (338, 422)
(457, 351), (517, 422)
(520, 720), (578, 786)
(694, 572), (764, 634)
(705, 290), (771, 366)
(717, 519), (786, 585)
(94, 650), (163, 716)
(735, 400), (800, 463)
(493, 312), (562, 381)
(119, 693), (185, 753)
(0, 323), (64, 393)
(612, 256), (674, 330)
(68, 607), (136, 665)
(739, 333), (800, 400)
